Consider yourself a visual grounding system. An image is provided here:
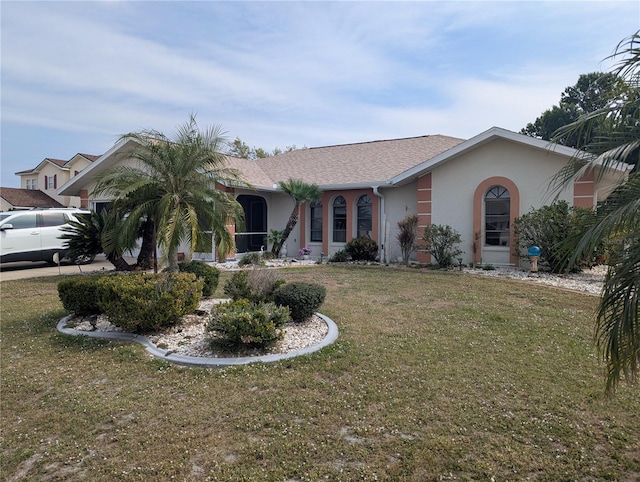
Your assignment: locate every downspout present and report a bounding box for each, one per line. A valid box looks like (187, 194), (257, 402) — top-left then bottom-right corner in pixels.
(372, 186), (386, 264)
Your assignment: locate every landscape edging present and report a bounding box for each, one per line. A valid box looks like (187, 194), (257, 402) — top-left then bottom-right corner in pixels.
(56, 313), (338, 367)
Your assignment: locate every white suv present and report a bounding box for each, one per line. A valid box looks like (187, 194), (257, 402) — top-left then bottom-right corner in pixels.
(0, 208), (95, 265)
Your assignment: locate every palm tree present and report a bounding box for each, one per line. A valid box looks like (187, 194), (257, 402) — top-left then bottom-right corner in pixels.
(59, 208), (135, 271)
(93, 115), (246, 272)
(271, 179), (322, 255)
(550, 32), (640, 394)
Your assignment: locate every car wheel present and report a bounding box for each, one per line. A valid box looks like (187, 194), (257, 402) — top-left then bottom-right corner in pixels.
(73, 254), (96, 265)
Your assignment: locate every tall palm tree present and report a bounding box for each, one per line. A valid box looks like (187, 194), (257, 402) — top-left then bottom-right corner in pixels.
(271, 179), (322, 255)
(551, 32), (640, 394)
(93, 115), (246, 272)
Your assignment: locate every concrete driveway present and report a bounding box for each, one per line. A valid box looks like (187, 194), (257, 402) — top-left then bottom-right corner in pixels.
(0, 255), (122, 281)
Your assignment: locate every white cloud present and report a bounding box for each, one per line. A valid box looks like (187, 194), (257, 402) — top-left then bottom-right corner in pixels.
(2, 0), (639, 186)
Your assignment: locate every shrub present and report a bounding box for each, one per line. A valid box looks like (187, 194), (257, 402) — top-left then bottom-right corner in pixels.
(207, 299), (290, 347)
(345, 236), (378, 261)
(58, 274), (103, 315)
(223, 268), (285, 303)
(96, 272), (202, 333)
(421, 224), (463, 268)
(273, 282), (326, 322)
(261, 251), (276, 261)
(238, 252), (264, 267)
(513, 201), (594, 273)
(178, 260), (220, 297)
(247, 268), (285, 303)
(223, 270), (252, 301)
(329, 249), (349, 262)
(396, 214), (419, 265)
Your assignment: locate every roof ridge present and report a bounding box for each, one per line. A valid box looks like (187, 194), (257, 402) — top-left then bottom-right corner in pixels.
(305, 134), (464, 151)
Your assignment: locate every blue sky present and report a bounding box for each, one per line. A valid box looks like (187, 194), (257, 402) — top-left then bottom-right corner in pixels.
(2, 1), (639, 187)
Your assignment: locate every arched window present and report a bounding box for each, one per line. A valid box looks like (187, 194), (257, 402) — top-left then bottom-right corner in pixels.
(310, 200), (323, 242)
(485, 186), (510, 246)
(333, 196), (347, 242)
(356, 194), (372, 237)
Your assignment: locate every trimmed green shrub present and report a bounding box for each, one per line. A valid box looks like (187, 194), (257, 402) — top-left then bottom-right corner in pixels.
(96, 272), (202, 333)
(223, 268), (285, 303)
(238, 252), (264, 267)
(223, 271), (251, 301)
(178, 260), (220, 297)
(273, 282), (326, 323)
(421, 224), (463, 268)
(58, 274), (103, 315)
(345, 236), (378, 261)
(513, 201), (595, 273)
(207, 299), (290, 347)
(329, 249), (349, 262)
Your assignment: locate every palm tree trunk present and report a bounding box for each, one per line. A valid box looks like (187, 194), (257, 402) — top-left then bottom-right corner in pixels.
(106, 252), (134, 271)
(136, 219), (155, 270)
(277, 205), (300, 253)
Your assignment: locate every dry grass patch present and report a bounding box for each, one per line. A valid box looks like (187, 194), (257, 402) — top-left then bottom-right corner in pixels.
(1, 266), (639, 480)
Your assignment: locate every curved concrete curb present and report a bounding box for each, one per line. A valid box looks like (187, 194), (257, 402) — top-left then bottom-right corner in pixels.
(57, 313), (339, 368)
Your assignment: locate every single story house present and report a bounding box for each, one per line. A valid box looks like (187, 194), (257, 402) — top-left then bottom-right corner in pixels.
(57, 126), (629, 266)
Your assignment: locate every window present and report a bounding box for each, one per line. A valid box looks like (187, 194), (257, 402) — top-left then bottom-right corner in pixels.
(41, 213), (68, 227)
(8, 214), (37, 229)
(332, 196), (347, 242)
(356, 194), (372, 237)
(26, 178), (37, 190)
(485, 186), (510, 246)
(310, 200), (323, 242)
(45, 175), (57, 190)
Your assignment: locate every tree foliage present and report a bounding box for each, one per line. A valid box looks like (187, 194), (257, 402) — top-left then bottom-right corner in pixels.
(93, 115), (246, 272)
(59, 208), (135, 271)
(226, 137), (300, 160)
(271, 179), (322, 255)
(549, 32), (640, 394)
(521, 72), (628, 147)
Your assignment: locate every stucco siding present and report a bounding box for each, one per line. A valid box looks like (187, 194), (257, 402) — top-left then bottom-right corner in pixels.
(430, 138), (574, 265)
(383, 183), (418, 263)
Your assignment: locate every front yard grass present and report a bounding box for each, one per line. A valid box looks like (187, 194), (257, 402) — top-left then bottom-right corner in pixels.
(1, 265), (638, 480)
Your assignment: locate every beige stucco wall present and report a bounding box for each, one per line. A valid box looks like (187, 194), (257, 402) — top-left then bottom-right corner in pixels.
(38, 163), (75, 207)
(0, 198), (14, 211)
(382, 183), (419, 263)
(430, 138), (575, 265)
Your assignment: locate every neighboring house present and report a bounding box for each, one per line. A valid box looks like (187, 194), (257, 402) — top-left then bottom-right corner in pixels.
(15, 153), (99, 208)
(0, 187), (65, 211)
(57, 127), (630, 266)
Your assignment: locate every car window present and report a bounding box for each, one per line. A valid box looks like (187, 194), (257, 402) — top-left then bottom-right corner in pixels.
(41, 212), (68, 227)
(6, 213), (37, 229)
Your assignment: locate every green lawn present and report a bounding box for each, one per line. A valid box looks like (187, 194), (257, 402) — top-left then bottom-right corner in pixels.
(1, 265), (638, 481)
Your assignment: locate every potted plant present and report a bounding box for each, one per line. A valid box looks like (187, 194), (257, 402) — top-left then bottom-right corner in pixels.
(298, 247), (312, 259)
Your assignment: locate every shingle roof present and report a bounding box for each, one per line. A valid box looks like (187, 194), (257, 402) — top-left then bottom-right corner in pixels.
(233, 135), (465, 188)
(46, 158), (67, 167)
(77, 153), (101, 162)
(0, 187), (65, 208)
(223, 156), (276, 189)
